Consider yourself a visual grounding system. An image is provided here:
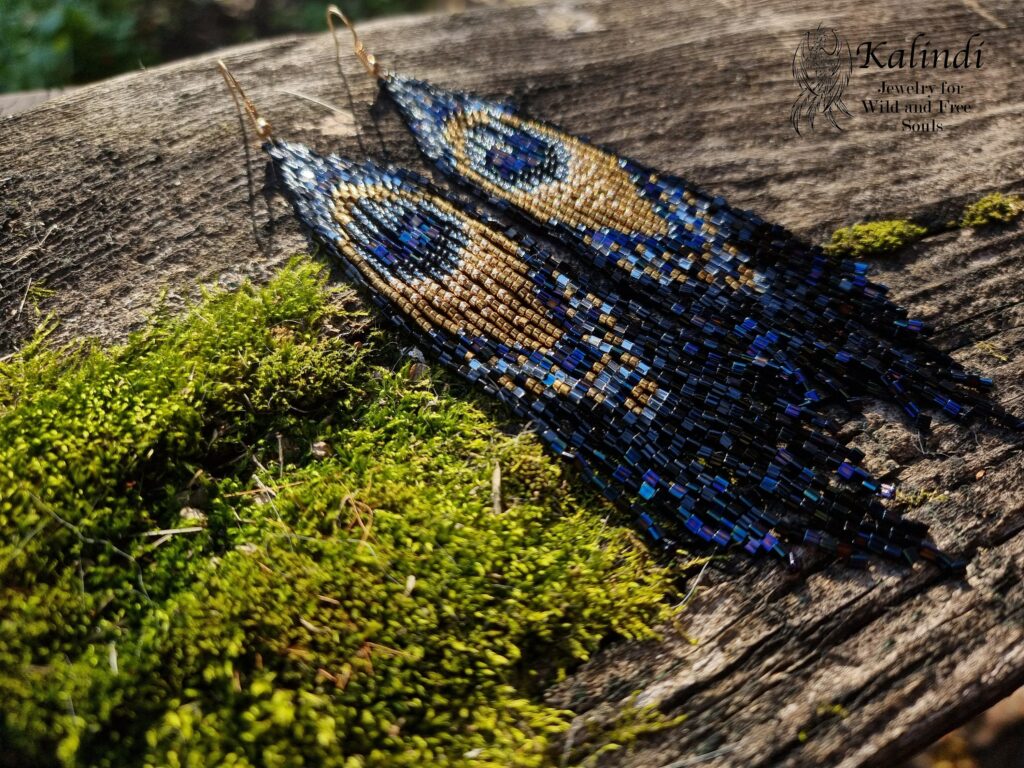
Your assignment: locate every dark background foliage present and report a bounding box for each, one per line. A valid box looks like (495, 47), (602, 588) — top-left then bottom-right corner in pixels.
(0, 0), (430, 91)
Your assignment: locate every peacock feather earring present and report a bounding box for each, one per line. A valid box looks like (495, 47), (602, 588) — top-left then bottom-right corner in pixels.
(219, 60), (973, 573)
(329, 10), (1020, 429)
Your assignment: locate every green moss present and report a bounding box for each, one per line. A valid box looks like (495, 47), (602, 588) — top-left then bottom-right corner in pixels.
(0, 257), (673, 767)
(562, 698), (688, 767)
(825, 220), (928, 258)
(959, 192), (1024, 228)
(895, 488), (949, 511)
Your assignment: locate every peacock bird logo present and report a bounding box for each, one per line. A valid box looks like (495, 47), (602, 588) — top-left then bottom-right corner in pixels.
(790, 25), (853, 135)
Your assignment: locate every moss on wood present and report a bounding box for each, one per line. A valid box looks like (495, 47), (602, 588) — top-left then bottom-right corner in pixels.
(826, 193), (1023, 261)
(959, 192), (1024, 228)
(824, 220), (928, 258)
(0, 257), (673, 768)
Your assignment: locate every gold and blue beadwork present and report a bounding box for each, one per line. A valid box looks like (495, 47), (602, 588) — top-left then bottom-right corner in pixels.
(267, 137), (971, 572)
(384, 75), (766, 294)
(373, 70), (1020, 441)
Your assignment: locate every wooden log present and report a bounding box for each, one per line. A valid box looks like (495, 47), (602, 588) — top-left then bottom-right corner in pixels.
(0, 89), (62, 118)
(1, 1), (1023, 765)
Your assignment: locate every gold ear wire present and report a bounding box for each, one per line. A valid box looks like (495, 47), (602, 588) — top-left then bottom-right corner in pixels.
(217, 59), (273, 251)
(217, 59), (274, 140)
(326, 6), (381, 78)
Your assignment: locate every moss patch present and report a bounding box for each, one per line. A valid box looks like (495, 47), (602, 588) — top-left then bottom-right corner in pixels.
(959, 192), (1024, 228)
(825, 220), (928, 258)
(561, 699), (687, 767)
(825, 192), (1023, 259)
(0, 258), (673, 767)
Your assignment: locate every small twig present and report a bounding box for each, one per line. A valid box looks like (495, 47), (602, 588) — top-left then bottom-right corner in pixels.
(299, 616), (329, 634)
(15, 223), (58, 260)
(0, 515), (50, 574)
(343, 494), (376, 544)
(15, 279), (31, 318)
(250, 455), (296, 552)
(222, 481), (305, 498)
(278, 89), (345, 114)
(675, 558), (712, 610)
(139, 526), (205, 537)
(491, 461), (503, 514)
(38, 497), (150, 601)
(36, 223), (56, 248)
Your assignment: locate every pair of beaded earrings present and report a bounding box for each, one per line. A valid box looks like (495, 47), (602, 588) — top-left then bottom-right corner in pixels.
(220, 10), (1019, 574)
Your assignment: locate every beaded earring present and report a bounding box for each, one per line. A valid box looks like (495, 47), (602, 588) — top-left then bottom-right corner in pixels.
(220, 61), (971, 573)
(328, 10), (1020, 438)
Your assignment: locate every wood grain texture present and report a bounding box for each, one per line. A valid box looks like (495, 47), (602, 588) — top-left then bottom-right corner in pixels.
(0, 90), (62, 117)
(1, 1), (1023, 765)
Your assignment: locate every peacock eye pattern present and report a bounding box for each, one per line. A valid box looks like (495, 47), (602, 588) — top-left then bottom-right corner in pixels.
(383, 74), (769, 297)
(383, 74), (1018, 434)
(267, 136), (991, 573)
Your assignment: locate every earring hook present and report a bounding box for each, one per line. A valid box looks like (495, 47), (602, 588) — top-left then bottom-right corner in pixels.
(217, 59), (274, 141)
(216, 60), (272, 251)
(327, 6), (382, 78)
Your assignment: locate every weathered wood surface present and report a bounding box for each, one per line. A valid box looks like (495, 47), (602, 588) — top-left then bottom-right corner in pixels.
(1, 1), (1023, 765)
(0, 90), (62, 118)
